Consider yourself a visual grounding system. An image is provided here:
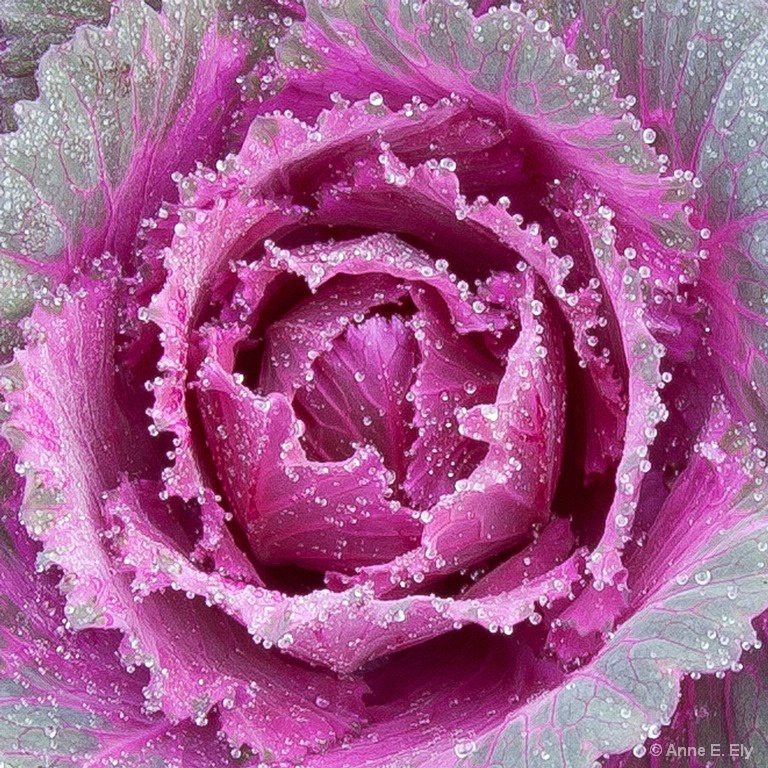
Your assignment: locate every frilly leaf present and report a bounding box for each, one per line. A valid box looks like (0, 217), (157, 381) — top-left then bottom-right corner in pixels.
(530, 0), (768, 445)
(280, 0), (693, 249)
(0, 0), (110, 133)
(305, 409), (768, 768)
(0, 0), (273, 321)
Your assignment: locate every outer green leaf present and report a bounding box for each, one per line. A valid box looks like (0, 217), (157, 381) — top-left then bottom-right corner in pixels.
(0, 0), (111, 134)
(0, 0), (270, 329)
(0, 0), (110, 347)
(526, 0), (768, 442)
(606, 631), (768, 766)
(696, 21), (768, 447)
(526, 0), (766, 168)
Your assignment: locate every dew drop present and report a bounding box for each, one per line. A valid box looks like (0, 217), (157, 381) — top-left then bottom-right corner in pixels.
(454, 740), (477, 759)
(694, 570), (711, 586)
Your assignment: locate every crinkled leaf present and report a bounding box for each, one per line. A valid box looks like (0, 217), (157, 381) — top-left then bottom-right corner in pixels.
(403, 282), (507, 510)
(106, 473), (584, 676)
(0, 440), (237, 768)
(3, 278), (135, 631)
(197, 350), (422, 572)
(0, 0), (269, 324)
(281, 0), (693, 249)
(0, 0), (110, 133)
(305, 409), (768, 767)
(351, 273), (566, 597)
(542, 0), (768, 445)
(1, 281), (369, 762)
(293, 314), (419, 482)
(146, 100), (491, 499)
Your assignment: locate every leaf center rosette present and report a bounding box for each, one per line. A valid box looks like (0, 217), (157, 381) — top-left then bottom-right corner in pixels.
(192, 231), (567, 590)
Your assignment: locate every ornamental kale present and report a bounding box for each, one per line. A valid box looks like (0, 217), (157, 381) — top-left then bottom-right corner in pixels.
(1, 1), (767, 766)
